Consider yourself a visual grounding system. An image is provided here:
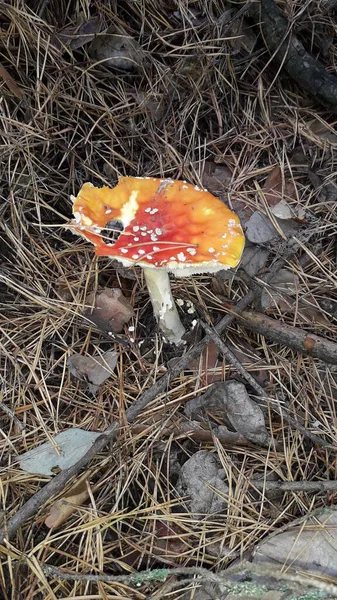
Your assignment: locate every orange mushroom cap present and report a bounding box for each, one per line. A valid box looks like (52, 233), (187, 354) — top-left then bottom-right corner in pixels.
(70, 177), (245, 274)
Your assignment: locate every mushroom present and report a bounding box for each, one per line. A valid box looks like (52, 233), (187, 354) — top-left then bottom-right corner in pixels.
(70, 177), (245, 344)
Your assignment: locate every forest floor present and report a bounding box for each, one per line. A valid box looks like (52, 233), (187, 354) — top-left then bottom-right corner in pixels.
(1, 1), (337, 599)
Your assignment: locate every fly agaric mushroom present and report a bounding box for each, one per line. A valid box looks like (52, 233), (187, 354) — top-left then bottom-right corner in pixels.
(70, 177), (245, 344)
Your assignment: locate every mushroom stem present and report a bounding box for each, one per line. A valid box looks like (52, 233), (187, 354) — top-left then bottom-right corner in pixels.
(143, 267), (185, 345)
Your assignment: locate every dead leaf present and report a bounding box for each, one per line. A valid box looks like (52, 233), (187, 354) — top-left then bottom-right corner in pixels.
(84, 287), (134, 333)
(57, 16), (102, 50)
(175, 450), (229, 514)
(229, 18), (257, 55)
(0, 62), (23, 99)
(68, 350), (118, 394)
(45, 476), (89, 528)
(132, 91), (165, 125)
(245, 211), (277, 244)
(18, 428), (101, 475)
(308, 117), (337, 144)
(89, 31), (143, 70)
(185, 381), (269, 446)
(201, 162), (233, 196)
(270, 199), (293, 220)
(254, 508), (337, 577)
(261, 269), (299, 311)
(240, 245), (269, 277)
(264, 165), (282, 192)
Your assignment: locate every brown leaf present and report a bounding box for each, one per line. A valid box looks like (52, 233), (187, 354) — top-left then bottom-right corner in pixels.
(0, 62), (23, 99)
(68, 350), (118, 394)
(188, 342), (223, 384)
(264, 165), (282, 192)
(45, 477), (89, 528)
(84, 287), (134, 333)
(263, 166), (297, 211)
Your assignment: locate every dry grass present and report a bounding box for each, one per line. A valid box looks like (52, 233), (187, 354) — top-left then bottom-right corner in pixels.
(1, 0), (337, 598)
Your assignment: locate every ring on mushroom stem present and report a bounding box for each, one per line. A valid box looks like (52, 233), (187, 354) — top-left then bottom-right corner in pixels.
(69, 177), (245, 345)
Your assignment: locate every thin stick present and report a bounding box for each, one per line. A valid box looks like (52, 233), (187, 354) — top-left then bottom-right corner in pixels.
(41, 561), (337, 598)
(249, 479), (337, 492)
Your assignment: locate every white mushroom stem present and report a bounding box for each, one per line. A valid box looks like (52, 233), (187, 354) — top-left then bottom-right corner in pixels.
(143, 267), (185, 345)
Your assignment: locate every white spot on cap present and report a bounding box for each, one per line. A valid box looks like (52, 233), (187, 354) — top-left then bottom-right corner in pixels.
(176, 299), (184, 306)
(133, 225), (139, 232)
(105, 208), (112, 214)
(70, 194), (76, 203)
(186, 247), (197, 255)
(150, 233), (158, 241)
(177, 252), (186, 262)
(222, 233), (227, 239)
(140, 225), (147, 231)
(145, 208), (151, 213)
(81, 215), (93, 227)
(138, 249), (145, 255)
(121, 248), (128, 253)
(153, 246), (160, 252)
(150, 208), (158, 215)
(120, 190), (139, 227)
(170, 256), (176, 261)
(132, 254), (139, 259)
(182, 185), (188, 190)
(141, 232), (147, 237)
(73, 211), (82, 224)
(208, 247), (215, 253)
(155, 228), (162, 235)
(134, 237), (139, 241)
(194, 185), (201, 191)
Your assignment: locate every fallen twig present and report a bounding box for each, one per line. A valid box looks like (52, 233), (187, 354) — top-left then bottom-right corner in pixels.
(200, 321), (335, 450)
(41, 560), (337, 599)
(237, 309), (337, 365)
(250, 479), (337, 493)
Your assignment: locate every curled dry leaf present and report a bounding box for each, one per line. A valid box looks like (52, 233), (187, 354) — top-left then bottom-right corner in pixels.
(185, 381), (269, 446)
(18, 428), (101, 475)
(45, 476), (89, 528)
(68, 350), (118, 394)
(175, 450), (229, 514)
(84, 287), (134, 333)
